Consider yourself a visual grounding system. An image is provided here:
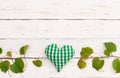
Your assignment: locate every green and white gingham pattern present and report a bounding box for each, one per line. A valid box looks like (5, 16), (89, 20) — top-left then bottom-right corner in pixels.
(45, 44), (75, 72)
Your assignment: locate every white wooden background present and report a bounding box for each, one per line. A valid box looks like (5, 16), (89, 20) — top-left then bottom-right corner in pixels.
(0, 0), (120, 78)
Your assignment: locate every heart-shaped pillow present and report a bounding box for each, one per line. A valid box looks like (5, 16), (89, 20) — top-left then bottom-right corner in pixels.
(45, 44), (75, 72)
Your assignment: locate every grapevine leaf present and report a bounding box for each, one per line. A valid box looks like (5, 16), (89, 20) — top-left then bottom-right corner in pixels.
(104, 42), (117, 57)
(80, 47), (93, 59)
(77, 59), (86, 69)
(33, 60), (42, 67)
(6, 51), (12, 58)
(92, 57), (104, 71)
(10, 58), (24, 73)
(0, 48), (2, 54)
(104, 42), (117, 52)
(0, 61), (10, 73)
(104, 50), (111, 57)
(20, 45), (29, 55)
(112, 58), (120, 73)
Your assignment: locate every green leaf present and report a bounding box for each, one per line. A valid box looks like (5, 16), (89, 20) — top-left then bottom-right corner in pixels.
(6, 51), (12, 58)
(10, 58), (24, 73)
(77, 59), (86, 69)
(104, 49), (111, 57)
(33, 60), (42, 67)
(80, 47), (93, 59)
(20, 45), (29, 55)
(112, 58), (120, 73)
(0, 48), (2, 54)
(92, 57), (104, 71)
(0, 61), (10, 73)
(104, 42), (117, 52)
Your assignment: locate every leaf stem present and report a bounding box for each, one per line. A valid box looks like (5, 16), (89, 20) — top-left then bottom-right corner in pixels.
(0, 56), (120, 59)
(76, 56), (120, 59)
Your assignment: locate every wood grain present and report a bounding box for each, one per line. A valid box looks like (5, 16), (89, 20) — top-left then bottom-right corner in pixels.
(0, 0), (120, 19)
(0, 20), (119, 38)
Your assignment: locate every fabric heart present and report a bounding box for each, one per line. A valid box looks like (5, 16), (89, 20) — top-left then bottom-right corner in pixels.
(45, 44), (75, 72)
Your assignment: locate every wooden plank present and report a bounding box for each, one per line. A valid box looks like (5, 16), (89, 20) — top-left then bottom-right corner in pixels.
(0, 39), (119, 78)
(0, 0), (120, 77)
(0, 0), (120, 19)
(0, 20), (119, 38)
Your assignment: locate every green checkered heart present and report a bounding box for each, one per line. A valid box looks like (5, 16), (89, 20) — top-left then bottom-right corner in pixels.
(45, 44), (75, 72)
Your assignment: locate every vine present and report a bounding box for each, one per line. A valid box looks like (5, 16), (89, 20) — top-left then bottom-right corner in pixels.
(0, 45), (42, 76)
(0, 42), (120, 75)
(77, 42), (120, 73)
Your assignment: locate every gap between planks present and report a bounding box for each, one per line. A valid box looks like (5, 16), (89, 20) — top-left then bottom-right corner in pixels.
(0, 38), (120, 40)
(0, 18), (120, 21)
